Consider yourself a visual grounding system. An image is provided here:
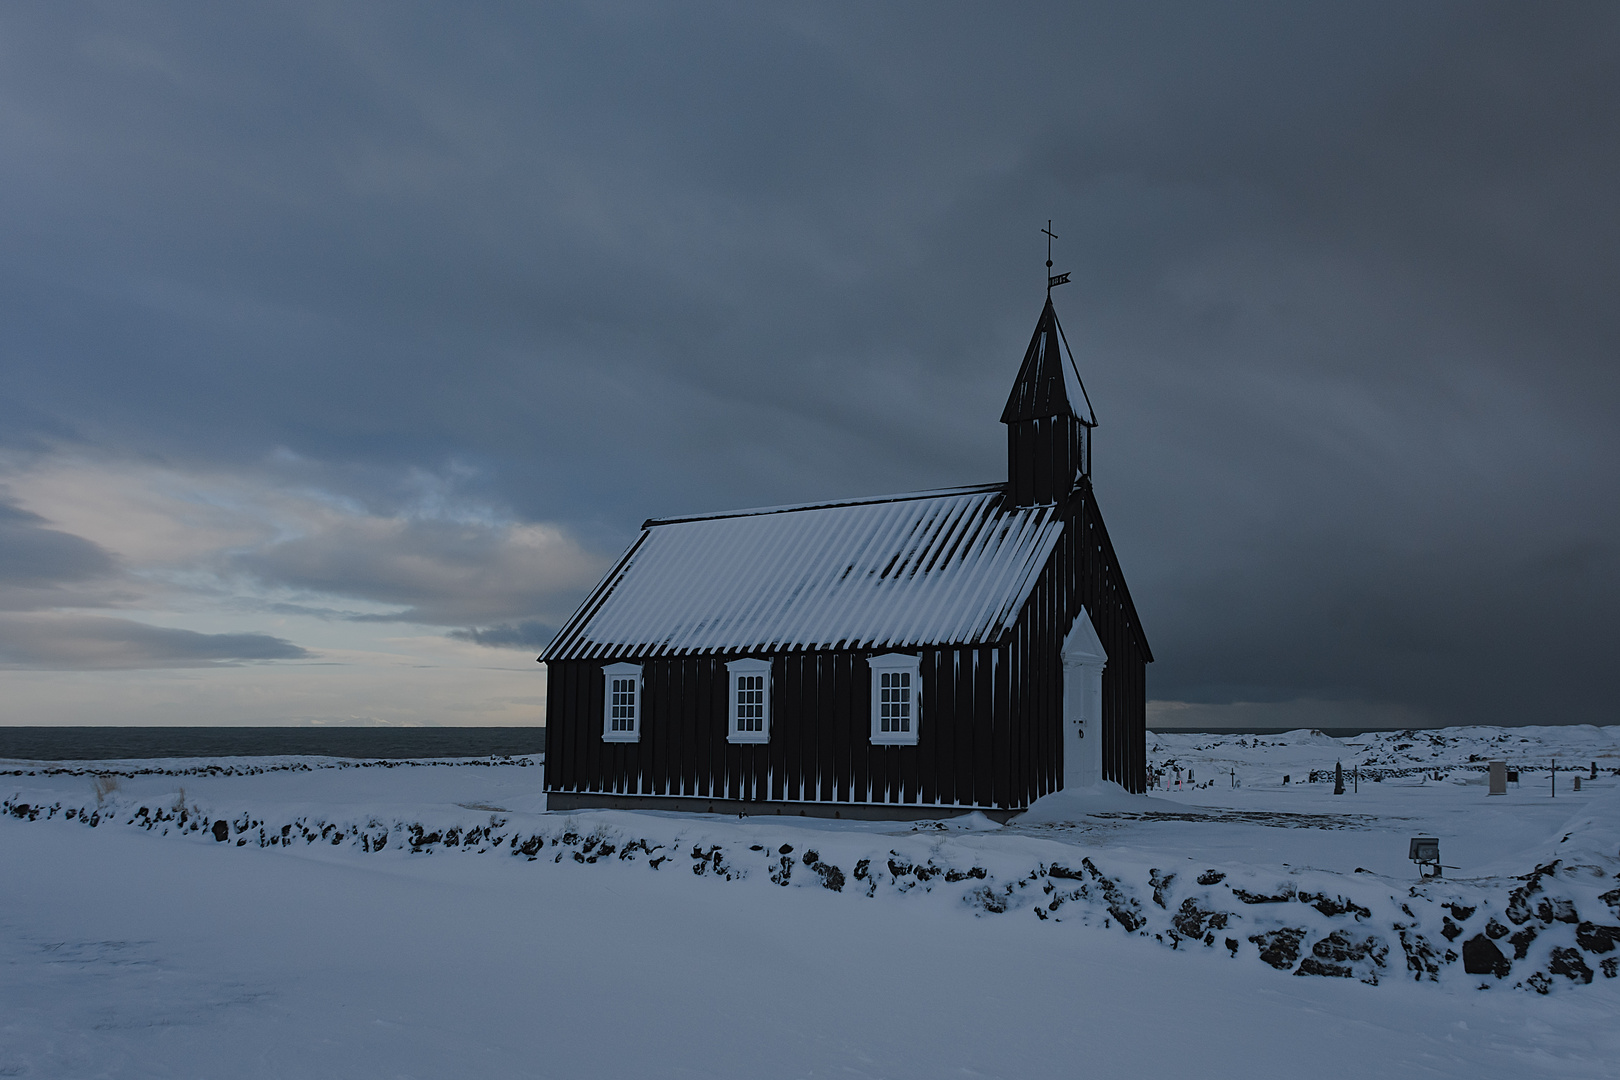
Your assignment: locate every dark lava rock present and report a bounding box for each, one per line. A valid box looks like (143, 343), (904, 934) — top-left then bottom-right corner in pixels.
(1506, 880), (1542, 925)
(1296, 957), (1353, 978)
(1149, 869), (1176, 909)
(1538, 898), (1579, 925)
(1462, 934), (1511, 978)
(1299, 892), (1372, 920)
(1197, 870), (1226, 886)
(1080, 858), (1145, 932)
(1395, 927), (1443, 982)
(1311, 930), (1385, 967)
(1549, 946), (1593, 984)
(802, 853), (845, 892)
(1575, 923), (1620, 954)
(1441, 918), (1463, 941)
(1602, 957), (1619, 979)
(1525, 971), (1552, 995)
(211, 820), (229, 842)
(1249, 928), (1307, 970)
(1485, 918), (1509, 940)
(1600, 887), (1620, 917)
(1447, 903), (1477, 921)
(1509, 926), (1539, 959)
(967, 885), (1007, 914)
(1233, 885), (1297, 904)
(1171, 899), (1230, 941)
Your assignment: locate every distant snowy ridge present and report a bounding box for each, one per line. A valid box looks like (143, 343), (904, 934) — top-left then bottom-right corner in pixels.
(1149, 725), (1620, 790)
(7, 759), (1618, 997)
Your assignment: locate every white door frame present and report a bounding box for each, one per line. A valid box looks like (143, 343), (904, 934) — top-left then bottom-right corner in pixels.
(1061, 607), (1107, 789)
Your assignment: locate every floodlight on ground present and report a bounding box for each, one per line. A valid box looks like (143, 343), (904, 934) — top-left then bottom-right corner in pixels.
(1409, 837), (1442, 879)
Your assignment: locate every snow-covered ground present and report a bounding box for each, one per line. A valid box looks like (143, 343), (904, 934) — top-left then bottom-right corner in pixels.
(4, 726), (1619, 1079)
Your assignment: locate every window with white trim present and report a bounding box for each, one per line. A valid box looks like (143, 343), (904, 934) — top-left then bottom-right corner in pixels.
(726, 658), (771, 744)
(868, 653), (921, 745)
(601, 662), (642, 743)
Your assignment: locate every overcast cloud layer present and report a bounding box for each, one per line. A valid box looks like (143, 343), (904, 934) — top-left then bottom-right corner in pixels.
(1, 2), (1615, 727)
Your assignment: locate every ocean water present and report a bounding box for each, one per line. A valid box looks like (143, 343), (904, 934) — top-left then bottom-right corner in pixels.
(0, 727), (546, 761)
(0, 724), (1423, 762)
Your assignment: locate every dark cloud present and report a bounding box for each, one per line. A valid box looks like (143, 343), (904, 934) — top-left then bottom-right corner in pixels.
(448, 621), (556, 651)
(230, 515), (603, 626)
(0, 613), (308, 670)
(0, 498), (125, 613)
(0, 500), (117, 590)
(0, 3), (1615, 723)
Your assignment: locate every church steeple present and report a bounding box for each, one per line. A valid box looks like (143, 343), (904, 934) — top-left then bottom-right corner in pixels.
(1001, 296), (1095, 507)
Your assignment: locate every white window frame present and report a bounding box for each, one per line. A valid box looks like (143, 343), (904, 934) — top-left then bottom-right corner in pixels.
(601, 662), (642, 743)
(726, 658), (771, 744)
(868, 653), (921, 745)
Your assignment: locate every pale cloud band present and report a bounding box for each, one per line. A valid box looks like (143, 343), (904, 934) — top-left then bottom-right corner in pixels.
(0, 450), (606, 724)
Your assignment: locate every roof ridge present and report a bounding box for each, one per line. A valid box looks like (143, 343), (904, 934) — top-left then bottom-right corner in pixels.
(642, 482), (1005, 529)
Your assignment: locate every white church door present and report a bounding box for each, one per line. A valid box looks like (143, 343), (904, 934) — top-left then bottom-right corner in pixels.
(1061, 607), (1107, 789)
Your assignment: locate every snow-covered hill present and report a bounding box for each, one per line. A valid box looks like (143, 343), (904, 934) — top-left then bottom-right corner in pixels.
(1149, 724), (1620, 789)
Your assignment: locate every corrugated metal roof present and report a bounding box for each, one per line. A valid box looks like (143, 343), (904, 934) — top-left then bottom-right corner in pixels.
(541, 484), (1063, 661)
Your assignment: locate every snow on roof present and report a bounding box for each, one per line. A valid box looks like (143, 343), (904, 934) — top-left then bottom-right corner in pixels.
(542, 484), (1063, 660)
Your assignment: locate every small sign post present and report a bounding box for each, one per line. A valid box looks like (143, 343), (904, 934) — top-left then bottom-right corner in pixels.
(1488, 760), (1506, 796)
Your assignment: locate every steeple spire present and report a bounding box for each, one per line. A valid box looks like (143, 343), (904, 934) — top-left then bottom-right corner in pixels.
(1001, 295), (1095, 507)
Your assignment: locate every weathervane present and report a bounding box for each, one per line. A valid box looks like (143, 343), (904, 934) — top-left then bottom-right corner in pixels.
(1043, 220), (1070, 294)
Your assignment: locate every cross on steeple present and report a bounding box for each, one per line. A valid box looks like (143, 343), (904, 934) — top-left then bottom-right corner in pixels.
(1043, 220), (1070, 294)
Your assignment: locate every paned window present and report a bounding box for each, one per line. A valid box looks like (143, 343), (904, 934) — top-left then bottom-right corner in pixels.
(878, 670), (913, 733)
(601, 662), (642, 742)
(868, 653), (921, 745)
(726, 658), (771, 744)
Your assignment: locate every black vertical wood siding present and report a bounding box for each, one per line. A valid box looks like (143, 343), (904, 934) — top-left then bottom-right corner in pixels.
(544, 482), (1148, 807)
(1007, 416), (1088, 507)
(999, 480), (1150, 797)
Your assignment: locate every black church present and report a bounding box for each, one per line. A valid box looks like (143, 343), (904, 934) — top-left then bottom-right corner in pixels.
(539, 294), (1151, 819)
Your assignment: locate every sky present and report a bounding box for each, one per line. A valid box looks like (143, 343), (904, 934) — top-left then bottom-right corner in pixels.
(0, 2), (1616, 730)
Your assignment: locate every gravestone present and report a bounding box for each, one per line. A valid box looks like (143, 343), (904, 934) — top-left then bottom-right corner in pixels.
(1488, 760), (1507, 796)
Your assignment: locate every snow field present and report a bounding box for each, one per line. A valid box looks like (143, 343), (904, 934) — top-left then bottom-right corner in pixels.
(4, 725), (1620, 1077)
